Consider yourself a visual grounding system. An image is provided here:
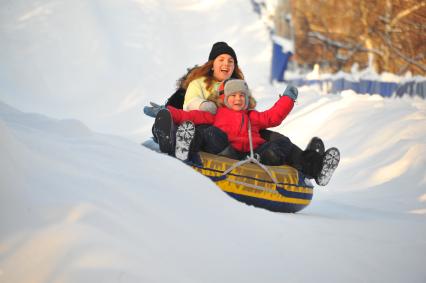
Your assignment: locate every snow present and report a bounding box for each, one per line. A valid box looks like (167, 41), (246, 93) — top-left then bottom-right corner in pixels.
(1, 1), (426, 282)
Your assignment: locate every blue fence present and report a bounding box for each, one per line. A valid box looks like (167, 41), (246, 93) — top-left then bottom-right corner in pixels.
(328, 78), (399, 97)
(285, 77), (425, 98)
(395, 80), (426, 98)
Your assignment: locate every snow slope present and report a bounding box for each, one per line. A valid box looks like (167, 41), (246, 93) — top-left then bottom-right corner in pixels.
(1, 1), (426, 282)
(0, 0), (270, 139)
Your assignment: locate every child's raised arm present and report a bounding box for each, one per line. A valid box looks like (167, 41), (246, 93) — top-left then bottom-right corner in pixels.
(251, 85), (298, 128)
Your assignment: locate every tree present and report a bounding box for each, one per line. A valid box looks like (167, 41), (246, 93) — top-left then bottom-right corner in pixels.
(290, 0), (426, 75)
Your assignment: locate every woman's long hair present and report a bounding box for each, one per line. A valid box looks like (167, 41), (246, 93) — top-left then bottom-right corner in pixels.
(181, 60), (244, 92)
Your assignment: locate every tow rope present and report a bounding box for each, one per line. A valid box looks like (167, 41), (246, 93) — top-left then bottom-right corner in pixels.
(220, 120), (279, 185)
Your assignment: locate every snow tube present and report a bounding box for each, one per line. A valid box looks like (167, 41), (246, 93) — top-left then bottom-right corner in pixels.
(192, 152), (314, 213)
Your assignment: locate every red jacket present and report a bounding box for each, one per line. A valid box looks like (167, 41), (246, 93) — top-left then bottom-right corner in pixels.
(167, 96), (294, 152)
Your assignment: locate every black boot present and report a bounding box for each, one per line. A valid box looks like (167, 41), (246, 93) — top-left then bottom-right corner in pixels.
(153, 109), (175, 155)
(306, 137), (325, 155)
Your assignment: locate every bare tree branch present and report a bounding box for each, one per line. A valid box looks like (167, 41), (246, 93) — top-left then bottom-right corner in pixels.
(390, 2), (426, 27)
(308, 31), (384, 56)
(378, 32), (426, 72)
(398, 54), (426, 74)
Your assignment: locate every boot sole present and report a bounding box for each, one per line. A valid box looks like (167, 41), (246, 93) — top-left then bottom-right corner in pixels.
(175, 121), (196, 161)
(316, 147), (340, 186)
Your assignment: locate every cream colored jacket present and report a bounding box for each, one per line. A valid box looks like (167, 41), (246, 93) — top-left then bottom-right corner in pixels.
(183, 77), (220, 111)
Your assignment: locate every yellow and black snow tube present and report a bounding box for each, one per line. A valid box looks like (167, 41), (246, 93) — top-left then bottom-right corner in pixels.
(193, 152), (314, 213)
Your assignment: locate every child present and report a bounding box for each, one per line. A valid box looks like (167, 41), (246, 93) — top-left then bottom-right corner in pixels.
(156, 80), (339, 186)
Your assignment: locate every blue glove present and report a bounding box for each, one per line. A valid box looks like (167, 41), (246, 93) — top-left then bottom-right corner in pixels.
(143, 102), (165, 118)
(281, 85), (298, 101)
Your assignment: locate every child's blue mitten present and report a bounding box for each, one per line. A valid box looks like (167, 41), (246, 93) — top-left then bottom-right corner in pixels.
(281, 85), (298, 101)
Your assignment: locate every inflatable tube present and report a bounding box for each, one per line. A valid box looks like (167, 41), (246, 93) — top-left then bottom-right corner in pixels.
(193, 152), (314, 213)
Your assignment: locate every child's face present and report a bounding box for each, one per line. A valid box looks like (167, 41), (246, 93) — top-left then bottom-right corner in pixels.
(227, 92), (246, 111)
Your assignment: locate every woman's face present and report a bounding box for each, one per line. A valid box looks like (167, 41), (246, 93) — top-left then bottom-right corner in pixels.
(212, 54), (235, 82)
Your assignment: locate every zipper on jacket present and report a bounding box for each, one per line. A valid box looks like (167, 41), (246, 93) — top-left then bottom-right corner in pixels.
(240, 112), (245, 132)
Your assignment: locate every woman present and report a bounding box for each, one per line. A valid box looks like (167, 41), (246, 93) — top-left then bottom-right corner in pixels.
(182, 42), (244, 113)
(145, 41), (243, 116)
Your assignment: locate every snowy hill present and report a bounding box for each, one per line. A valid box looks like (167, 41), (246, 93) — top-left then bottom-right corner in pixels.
(1, 1), (426, 283)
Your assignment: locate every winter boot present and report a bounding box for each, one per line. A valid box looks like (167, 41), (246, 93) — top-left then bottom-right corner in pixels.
(315, 147), (340, 186)
(175, 121), (196, 161)
(153, 109), (175, 155)
(306, 137), (325, 155)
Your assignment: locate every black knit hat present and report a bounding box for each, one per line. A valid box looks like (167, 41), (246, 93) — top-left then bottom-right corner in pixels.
(208, 42), (238, 65)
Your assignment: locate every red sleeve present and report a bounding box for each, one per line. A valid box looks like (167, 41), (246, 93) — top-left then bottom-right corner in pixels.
(250, 96), (294, 128)
(167, 106), (215, 125)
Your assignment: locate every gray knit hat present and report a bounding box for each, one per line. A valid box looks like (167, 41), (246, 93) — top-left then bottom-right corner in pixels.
(223, 79), (250, 110)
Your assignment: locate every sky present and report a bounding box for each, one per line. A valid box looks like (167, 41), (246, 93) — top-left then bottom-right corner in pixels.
(1, 1), (426, 282)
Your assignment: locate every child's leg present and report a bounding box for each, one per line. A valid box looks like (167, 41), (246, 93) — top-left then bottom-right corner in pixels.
(255, 134), (339, 185)
(294, 150), (323, 178)
(256, 136), (324, 179)
(259, 129), (288, 142)
(196, 126), (244, 160)
(256, 137), (293, 166)
(175, 124), (230, 164)
(199, 126), (230, 154)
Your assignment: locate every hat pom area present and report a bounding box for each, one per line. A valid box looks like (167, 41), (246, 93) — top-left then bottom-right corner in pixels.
(208, 41), (238, 65)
